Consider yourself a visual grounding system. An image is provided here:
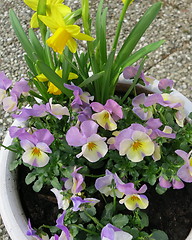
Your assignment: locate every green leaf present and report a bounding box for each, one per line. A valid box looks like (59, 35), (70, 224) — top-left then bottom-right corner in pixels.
(33, 178), (43, 192)
(148, 174), (157, 185)
(102, 203), (114, 220)
(25, 172), (36, 185)
(112, 214), (129, 228)
(138, 211), (149, 228)
(151, 230), (169, 240)
(79, 71), (104, 88)
(29, 28), (44, 61)
(9, 9), (36, 61)
(155, 184), (167, 195)
(9, 160), (19, 171)
(115, 2), (162, 71)
(79, 212), (91, 223)
(36, 60), (71, 97)
(99, 7), (108, 65)
(50, 177), (62, 190)
(24, 55), (37, 75)
(120, 40), (165, 70)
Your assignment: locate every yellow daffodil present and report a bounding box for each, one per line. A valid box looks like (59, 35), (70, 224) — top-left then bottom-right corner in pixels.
(38, 12), (94, 54)
(24, 0), (71, 28)
(36, 69), (78, 95)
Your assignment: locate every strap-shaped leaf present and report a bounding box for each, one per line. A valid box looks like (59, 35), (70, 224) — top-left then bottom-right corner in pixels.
(115, 2), (162, 70)
(29, 29), (44, 61)
(117, 40), (165, 75)
(37, 61), (71, 97)
(79, 71), (104, 88)
(9, 9), (36, 61)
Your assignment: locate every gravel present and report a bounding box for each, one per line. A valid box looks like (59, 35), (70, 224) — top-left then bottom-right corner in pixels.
(0, 0), (191, 239)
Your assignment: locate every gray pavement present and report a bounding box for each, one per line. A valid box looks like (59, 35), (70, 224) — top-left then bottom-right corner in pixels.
(0, 0), (192, 239)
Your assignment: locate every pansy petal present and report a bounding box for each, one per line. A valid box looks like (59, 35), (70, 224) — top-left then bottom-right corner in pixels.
(66, 126), (87, 146)
(80, 120), (99, 138)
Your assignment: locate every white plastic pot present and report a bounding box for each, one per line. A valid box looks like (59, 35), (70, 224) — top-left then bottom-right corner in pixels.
(1, 79), (192, 240)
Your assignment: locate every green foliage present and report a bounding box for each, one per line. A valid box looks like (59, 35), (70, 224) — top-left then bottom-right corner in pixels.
(151, 230), (169, 240)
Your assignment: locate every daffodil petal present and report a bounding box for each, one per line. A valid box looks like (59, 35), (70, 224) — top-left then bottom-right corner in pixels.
(66, 38), (77, 53)
(36, 73), (48, 82)
(30, 12), (39, 28)
(75, 32), (95, 41)
(24, 0), (38, 10)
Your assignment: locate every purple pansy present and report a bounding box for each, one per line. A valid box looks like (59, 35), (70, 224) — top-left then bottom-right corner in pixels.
(19, 129), (54, 167)
(91, 99), (123, 131)
(158, 78), (174, 91)
(0, 72), (12, 102)
(175, 150), (192, 183)
(66, 120), (108, 162)
(159, 176), (184, 189)
(71, 196), (100, 211)
(117, 182), (149, 211)
(101, 223), (133, 240)
(159, 176), (172, 188)
(123, 65), (147, 84)
(26, 219), (42, 240)
(46, 98), (70, 120)
(11, 78), (30, 97)
(64, 166), (85, 194)
(56, 211), (71, 240)
(12, 104), (47, 122)
(95, 170), (124, 198)
(51, 188), (70, 210)
(64, 83), (94, 110)
(3, 94), (18, 112)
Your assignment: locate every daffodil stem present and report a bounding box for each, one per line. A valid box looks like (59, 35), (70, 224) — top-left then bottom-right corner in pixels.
(84, 210), (104, 228)
(112, 0), (133, 52)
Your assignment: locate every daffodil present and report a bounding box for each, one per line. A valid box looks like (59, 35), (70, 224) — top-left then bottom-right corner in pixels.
(36, 69), (78, 95)
(38, 12), (94, 54)
(24, 0), (71, 28)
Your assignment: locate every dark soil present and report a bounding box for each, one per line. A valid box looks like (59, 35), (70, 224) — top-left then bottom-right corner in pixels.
(18, 165), (192, 240)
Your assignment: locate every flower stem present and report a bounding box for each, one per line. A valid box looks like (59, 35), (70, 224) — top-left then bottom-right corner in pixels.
(112, 0), (133, 52)
(71, 224), (98, 235)
(84, 210), (104, 228)
(0, 144), (17, 153)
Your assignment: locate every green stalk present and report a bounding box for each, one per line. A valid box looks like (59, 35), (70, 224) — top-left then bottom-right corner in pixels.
(112, 0), (133, 52)
(37, 0), (47, 43)
(0, 144), (18, 153)
(84, 210), (104, 228)
(71, 224), (98, 235)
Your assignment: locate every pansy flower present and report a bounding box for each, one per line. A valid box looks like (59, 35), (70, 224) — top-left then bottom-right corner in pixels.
(91, 99), (123, 131)
(175, 150), (192, 183)
(71, 196), (100, 212)
(66, 120), (108, 162)
(46, 98), (70, 119)
(95, 170), (124, 198)
(56, 211), (73, 240)
(101, 223), (133, 240)
(64, 166), (85, 194)
(115, 124), (155, 162)
(2, 94), (18, 112)
(11, 78), (30, 98)
(117, 182), (149, 211)
(20, 129), (54, 167)
(0, 71), (12, 102)
(64, 83), (94, 111)
(12, 104), (47, 122)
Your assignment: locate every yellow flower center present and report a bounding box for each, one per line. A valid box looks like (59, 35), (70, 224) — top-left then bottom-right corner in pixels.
(132, 141), (142, 151)
(130, 195), (140, 201)
(32, 147), (41, 156)
(87, 142), (97, 151)
(103, 112), (109, 120)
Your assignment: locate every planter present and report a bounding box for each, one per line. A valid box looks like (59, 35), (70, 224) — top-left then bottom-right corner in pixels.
(1, 80), (192, 240)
